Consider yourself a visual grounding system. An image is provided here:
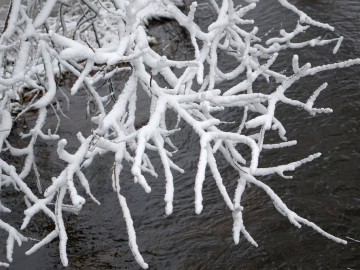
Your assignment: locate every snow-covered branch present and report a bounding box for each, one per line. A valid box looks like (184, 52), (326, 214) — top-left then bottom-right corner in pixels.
(0, 0), (358, 268)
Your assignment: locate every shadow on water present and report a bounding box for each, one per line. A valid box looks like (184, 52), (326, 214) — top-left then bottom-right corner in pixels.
(1, 0), (359, 269)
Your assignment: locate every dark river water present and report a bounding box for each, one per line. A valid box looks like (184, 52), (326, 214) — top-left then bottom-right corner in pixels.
(1, 0), (360, 269)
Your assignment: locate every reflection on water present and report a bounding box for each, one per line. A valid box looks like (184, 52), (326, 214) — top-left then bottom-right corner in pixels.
(1, 0), (360, 269)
